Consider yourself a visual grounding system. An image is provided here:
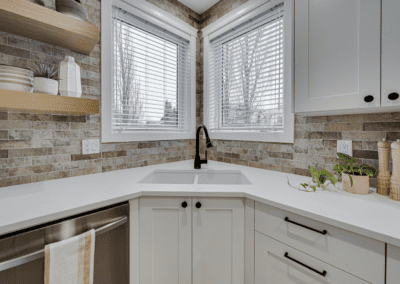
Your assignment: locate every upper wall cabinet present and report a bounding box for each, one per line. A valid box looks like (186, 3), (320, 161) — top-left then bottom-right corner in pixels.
(382, 0), (400, 107)
(295, 0), (381, 113)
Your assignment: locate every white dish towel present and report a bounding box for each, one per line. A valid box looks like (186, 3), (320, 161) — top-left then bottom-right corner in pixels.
(44, 229), (95, 284)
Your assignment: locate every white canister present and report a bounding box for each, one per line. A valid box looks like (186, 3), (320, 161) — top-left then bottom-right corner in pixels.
(59, 56), (82, 97)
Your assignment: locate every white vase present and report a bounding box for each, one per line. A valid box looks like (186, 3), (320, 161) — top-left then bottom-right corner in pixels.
(59, 56), (82, 97)
(34, 78), (58, 95)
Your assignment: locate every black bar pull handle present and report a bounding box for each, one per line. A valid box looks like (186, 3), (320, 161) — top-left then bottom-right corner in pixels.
(284, 252), (327, 277)
(284, 217), (327, 235)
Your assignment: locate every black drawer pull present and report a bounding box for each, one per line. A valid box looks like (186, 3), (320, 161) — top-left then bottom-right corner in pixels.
(285, 217), (327, 235)
(284, 252), (327, 277)
(181, 201), (187, 208)
(388, 93), (400, 101)
(364, 95), (374, 103)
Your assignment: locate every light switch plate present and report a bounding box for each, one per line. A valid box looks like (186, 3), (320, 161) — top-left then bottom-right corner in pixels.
(337, 140), (352, 156)
(90, 139), (100, 154)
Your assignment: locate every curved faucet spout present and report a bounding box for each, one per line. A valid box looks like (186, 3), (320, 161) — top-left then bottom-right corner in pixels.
(195, 125), (213, 169)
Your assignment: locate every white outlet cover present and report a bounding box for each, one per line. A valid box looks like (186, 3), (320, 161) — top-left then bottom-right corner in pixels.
(82, 140), (90, 155)
(337, 140), (353, 157)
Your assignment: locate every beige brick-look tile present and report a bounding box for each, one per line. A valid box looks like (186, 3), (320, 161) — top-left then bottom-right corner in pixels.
(9, 165), (53, 177)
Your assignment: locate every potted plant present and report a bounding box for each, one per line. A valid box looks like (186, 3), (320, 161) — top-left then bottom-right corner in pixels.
(287, 166), (338, 192)
(333, 153), (377, 195)
(30, 63), (59, 96)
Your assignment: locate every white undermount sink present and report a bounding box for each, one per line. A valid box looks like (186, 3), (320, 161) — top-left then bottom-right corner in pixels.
(139, 170), (251, 185)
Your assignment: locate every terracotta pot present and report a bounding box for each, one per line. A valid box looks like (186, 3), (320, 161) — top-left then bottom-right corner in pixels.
(342, 173), (370, 195)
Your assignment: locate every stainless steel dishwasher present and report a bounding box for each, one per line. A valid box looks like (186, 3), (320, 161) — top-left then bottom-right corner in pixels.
(0, 202), (129, 284)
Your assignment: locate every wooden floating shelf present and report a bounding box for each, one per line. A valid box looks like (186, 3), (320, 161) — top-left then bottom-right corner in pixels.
(0, 0), (99, 55)
(0, 90), (99, 115)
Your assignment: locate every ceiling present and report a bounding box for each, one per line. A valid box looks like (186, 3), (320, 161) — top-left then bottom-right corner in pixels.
(178, 0), (220, 14)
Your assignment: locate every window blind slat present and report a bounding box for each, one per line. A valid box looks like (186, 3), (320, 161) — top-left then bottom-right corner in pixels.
(112, 6), (191, 133)
(208, 3), (284, 132)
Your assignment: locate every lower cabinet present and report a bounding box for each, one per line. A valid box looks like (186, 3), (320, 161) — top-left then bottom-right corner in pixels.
(138, 197), (192, 284)
(193, 198), (245, 284)
(130, 197), (245, 284)
(387, 244), (400, 283)
(255, 232), (368, 284)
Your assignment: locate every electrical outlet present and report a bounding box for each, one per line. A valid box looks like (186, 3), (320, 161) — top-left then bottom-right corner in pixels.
(82, 140), (90, 154)
(337, 140), (352, 156)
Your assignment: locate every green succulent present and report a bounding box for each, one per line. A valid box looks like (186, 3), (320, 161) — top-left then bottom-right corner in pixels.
(29, 62), (59, 80)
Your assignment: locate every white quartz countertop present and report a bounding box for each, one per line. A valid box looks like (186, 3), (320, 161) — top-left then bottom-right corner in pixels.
(1, 160), (400, 247)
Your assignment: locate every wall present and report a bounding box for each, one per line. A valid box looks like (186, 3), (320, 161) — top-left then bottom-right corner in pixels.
(0, 0), (397, 189)
(199, 0), (400, 188)
(0, 0), (198, 188)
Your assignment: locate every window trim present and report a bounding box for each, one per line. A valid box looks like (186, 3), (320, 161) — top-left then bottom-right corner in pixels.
(202, 0), (294, 143)
(101, 0), (197, 143)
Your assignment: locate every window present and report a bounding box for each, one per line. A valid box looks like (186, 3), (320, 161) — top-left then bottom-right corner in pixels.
(102, 0), (197, 142)
(203, 0), (294, 143)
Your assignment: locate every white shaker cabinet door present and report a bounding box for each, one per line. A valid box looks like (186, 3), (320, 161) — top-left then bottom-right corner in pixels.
(382, 0), (400, 107)
(255, 232), (368, 284)
(193, 198), (245, 284)
(387, 244), (400, 284)
(295, 0), (381, 113)
(139, 197), (192, 284)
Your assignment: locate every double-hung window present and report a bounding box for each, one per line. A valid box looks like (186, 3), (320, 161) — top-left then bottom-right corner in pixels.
(203, 0), (294, 143)
(102, 0), (197, 142)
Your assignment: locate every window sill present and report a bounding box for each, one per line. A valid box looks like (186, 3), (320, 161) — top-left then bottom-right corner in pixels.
(208, 130), (294, 143)
(101, 130), (195, 143)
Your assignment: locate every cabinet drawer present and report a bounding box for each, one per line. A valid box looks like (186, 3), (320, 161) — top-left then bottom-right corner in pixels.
(255, 232), (368, 284)
(255, 202), (384, 284)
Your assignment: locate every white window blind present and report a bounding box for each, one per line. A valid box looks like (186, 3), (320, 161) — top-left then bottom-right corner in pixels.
(112, 7), (191, 132)
(208, 3), (284, 132)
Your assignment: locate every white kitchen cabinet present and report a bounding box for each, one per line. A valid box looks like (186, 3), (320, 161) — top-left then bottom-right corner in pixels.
(295, 0), (381, 113)
(387, 244), (400, 284)
(381, 0), (400, 107)
(255, 202), (385, 284)
(193, 198), (245, 284)
(255, 232), (369, 284)
(130, 197), (245, 284)
(138, 197), (192, 284)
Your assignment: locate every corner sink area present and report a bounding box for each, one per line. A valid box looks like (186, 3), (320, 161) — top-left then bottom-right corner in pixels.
(139, 170), (252, 185)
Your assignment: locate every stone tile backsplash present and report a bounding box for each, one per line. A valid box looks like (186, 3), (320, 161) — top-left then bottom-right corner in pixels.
(0, 0), (398, 188)
(0, 0), (197, 187)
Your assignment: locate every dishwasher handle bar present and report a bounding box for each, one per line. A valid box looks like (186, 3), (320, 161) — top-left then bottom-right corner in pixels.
(0, 216), (127, 272)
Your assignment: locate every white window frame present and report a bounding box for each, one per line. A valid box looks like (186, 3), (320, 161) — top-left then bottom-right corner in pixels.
(101, 0), (198, 143)
(202, 0), (294, 143)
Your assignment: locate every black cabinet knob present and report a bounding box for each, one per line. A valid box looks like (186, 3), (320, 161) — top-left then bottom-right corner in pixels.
(388, 93), (400, 101)
(364, 95), (374, 103)
(182, 201), (187, 208)
(195, 202), (202, 209)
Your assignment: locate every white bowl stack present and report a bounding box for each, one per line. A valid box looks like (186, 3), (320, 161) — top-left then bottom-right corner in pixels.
(0, 65), (34, 92)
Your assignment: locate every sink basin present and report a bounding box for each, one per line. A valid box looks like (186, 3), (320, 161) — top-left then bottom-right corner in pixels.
(139, 170), (251, 185)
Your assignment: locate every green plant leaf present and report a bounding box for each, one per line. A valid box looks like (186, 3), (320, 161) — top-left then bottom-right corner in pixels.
(348, 174), (353, 186)
(329, 176), (338, 185)
(337, 152), (355, 163)
(311, 186), (316, 192)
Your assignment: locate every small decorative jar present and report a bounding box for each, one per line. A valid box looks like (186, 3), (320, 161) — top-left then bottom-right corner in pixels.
(59, 56), (82, 98)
